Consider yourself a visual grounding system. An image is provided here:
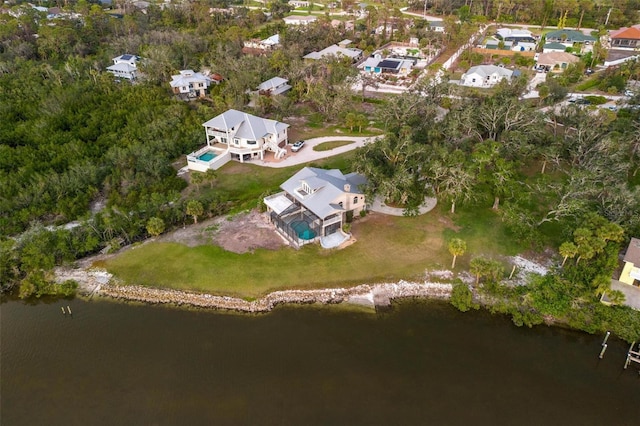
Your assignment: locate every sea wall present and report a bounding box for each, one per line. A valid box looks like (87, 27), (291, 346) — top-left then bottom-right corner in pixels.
(99, 280), (452, 313)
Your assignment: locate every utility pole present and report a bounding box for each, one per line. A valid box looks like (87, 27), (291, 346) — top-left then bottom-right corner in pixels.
(605, 7), (612, 26)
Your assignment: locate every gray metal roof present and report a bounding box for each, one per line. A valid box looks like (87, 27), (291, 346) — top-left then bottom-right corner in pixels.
(257, 77), (290, 92)
(170, 70), (211, 88)
(202, 109), (289, 141)
(624, 238), (640, 265)
(280, 167), (367, 219)
(464, 65), (513, 78)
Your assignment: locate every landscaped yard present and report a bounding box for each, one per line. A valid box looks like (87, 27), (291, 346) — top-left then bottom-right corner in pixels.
(313, 140), (355, 151)
(101, 152), (533, 299)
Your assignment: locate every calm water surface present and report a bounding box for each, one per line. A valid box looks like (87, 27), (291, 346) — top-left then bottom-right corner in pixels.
(2, 297), (639, 425)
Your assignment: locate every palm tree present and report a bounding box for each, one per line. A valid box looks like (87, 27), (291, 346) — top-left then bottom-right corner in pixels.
(186, 200), (204, 224)
(448, 238), (467, 269)
(558, 241), (578, 267)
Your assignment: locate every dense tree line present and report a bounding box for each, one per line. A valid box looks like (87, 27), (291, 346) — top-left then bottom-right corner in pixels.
(1, 0), (392, 295)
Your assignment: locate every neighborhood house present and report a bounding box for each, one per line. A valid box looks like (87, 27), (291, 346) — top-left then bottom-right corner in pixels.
(535, 52), (579, 71)
(169, 70), (212, 99)
(257, 76), (292, 96)
(187, 110), (289, 171)
(264, 167), (367, 248)
(106, 54), (139, 80)
(460, 65), (513, 88)
(620, 238), (640, 287)
(360, 56), (414, 76)
(303, 40), (363, 61)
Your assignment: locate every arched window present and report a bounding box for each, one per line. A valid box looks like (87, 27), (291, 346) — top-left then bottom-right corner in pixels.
(353, 196), (358, 204)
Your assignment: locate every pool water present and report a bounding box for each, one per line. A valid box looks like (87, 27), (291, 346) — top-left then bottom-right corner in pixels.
(291, 220), (316, 240)
(198, 152), (216, 162)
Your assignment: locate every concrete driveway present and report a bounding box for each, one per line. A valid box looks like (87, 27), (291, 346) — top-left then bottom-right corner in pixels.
(255, 135), (380, 168)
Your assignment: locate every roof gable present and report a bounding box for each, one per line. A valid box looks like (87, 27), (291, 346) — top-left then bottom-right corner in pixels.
(612, 27), (640, 40)
(280, 167), (367, 218)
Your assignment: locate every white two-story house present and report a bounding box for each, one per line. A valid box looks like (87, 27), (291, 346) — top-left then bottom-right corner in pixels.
(170, 70), (212, 99)
(187, 110), (289, 171)
(106, 54), (139, 80)
(264, 167), (368, 248)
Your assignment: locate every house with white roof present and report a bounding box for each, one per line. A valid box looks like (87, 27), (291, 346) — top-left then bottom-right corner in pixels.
(106, 54), (139, 80)
(264, 167), (367, 248)
(460, 65), (513, 88)
(283, 15), (317, 25)
(303, 40), (363, 61)
(170, 70), (212, 99)
(496, 28), (535, 43)
(243, 34), (280, 51)
(257, 77), (292, 96)
(186, 110), (289, 172)
(288, 0), (310, 7)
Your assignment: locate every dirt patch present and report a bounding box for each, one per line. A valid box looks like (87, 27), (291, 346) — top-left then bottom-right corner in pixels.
(160, 210), (287, 253)
(438, 215), (461, 231)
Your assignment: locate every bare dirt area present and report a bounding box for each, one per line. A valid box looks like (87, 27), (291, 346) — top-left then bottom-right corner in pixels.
(160, 209), (287, 253)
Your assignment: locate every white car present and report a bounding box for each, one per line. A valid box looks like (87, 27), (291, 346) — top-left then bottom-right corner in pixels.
(291, 140), (305, 152)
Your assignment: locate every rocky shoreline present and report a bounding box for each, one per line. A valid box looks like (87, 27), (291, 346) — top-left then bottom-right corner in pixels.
(57, 268), (452, 313)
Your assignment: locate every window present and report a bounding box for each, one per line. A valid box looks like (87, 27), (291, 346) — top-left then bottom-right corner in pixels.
(221, 137), (227, 144)
(234, 138), (239, 145)
(247, 140), (256, 145)
(353, 196), (358, 204)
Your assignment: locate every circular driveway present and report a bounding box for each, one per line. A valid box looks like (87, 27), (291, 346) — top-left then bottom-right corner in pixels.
(256, 135), (379, 168)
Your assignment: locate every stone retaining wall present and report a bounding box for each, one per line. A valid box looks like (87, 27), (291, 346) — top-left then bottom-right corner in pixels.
(99, 280), (452, 313)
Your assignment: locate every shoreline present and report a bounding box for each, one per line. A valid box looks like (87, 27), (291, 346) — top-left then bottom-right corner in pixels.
(60, 268), (452, 312)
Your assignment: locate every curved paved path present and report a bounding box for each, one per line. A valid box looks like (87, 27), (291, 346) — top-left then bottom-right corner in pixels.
(256, 135), (380, 168)
(369, 196), (438, 216)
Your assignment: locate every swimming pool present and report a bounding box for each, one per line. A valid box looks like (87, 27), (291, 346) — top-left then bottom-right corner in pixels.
(198, 152), (217, 162)
(291, 221), (316, 240)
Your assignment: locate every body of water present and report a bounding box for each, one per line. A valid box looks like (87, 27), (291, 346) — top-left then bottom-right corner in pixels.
(2, 297), (639, 425)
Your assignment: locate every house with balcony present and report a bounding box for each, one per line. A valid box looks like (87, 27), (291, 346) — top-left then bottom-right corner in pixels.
(264, 167), (367, 248)
(170, 70), (212, 99)
(257, 77), (292, 96)
(106, 54), (139, 80)
(460, 65), (513, 88)
(186, 110), (289, 172)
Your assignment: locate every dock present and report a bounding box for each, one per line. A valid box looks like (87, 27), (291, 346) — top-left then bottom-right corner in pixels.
(623, 342), (640, 369)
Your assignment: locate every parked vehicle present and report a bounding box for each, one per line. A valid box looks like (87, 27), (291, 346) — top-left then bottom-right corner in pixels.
(291, 140), (305, 152)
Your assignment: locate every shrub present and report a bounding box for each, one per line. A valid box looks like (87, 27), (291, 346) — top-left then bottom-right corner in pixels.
(450, 281), (478, 312)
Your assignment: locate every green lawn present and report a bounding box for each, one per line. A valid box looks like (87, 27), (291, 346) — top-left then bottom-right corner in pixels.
(198, 153), (356, 212)
(313, 140), (355, 151)
(105, 152), (533, 298)
(103, 201), (528, 298)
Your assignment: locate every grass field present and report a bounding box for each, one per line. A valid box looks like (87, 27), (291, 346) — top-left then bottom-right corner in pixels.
(313, 140), (356, 151)
(102, 201), (527, 298)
